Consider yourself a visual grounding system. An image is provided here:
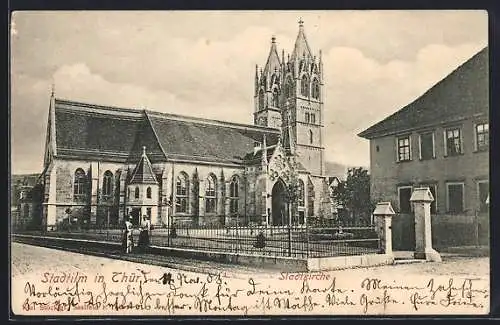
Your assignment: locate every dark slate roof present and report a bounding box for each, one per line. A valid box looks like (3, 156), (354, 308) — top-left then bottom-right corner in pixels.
(55, 99), (145, 162)
(129, 148), (158, 184)
(53, 98), (280, 165)
(146, 111), (280, 164)
(358, 47), (489, 139)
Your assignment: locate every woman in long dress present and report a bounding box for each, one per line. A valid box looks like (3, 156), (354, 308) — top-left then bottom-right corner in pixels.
(124, 216), (134, 253)
(138, 215), (151, 252)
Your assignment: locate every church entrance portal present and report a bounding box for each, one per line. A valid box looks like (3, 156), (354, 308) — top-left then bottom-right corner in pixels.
(272, 180), (288, 226)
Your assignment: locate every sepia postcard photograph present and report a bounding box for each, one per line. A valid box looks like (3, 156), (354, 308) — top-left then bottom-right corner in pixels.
(9, 10), (490, 317)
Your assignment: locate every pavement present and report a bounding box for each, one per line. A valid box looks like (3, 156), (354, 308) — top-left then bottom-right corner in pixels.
(11, 235), (273, 278)
(12, 233), (490, 276)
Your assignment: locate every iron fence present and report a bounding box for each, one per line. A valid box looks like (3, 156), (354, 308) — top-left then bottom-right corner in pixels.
(14, 218), (381, 259)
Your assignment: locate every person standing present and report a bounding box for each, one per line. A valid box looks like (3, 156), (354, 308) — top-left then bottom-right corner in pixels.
(123, 216), (134, 253)
(138, 215), (151, 252)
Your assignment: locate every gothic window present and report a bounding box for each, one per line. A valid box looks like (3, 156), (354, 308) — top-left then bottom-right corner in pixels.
(297, 179), (305, 207)
(23, 204), (30, 219)
(309, 130), (313, 144)
(299, 59), (306, 73)
(146, 187), (152, 199)
(305, 112), (310, 123)
(312, 78), (320, 99)
(301, 75), (309, 97)
(272, 88), (279, 108)
(230, 176), (239, 215)
(205, 174), (217, 213)
(307, 179), (315, 217)
(102, 170), (113, 197)
(284, 76), (294, 99)
(134, 187), (139, 199)
(258, 89), (265, 110)
(176, 172), (189, 213)
(73, 168), (86, 197)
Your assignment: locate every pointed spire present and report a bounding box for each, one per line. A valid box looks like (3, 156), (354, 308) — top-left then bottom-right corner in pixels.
(50, 82), (55, 98)
(255, 64), (259, 96)
(319, 49), (324, 80)
(130, 146), (158, 184)
(263, 35), (281, 77)
(291, 18), (313, 61)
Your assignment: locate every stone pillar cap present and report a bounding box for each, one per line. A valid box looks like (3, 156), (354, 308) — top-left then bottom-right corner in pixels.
(410, 187), (434, 202)
(373, 202), (395, 216)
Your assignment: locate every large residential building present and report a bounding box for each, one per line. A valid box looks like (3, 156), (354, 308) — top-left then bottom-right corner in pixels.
(358, 47), (489, 249)
(35, 21), (335, 231)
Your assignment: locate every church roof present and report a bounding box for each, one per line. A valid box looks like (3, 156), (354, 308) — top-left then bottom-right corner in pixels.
(358, 47), (489, 139)
(52, 98), (280, 165)
(129, 146), (158, 184)
(290, 21), (313, 61)
(147, 111), (280, 164)
(263, 36), (281, 76)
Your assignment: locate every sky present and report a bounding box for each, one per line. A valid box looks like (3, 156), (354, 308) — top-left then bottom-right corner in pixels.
(10, 10), (488, 174)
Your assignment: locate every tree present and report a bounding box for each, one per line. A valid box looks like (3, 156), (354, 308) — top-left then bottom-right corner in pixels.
(330, 167), (374, 224)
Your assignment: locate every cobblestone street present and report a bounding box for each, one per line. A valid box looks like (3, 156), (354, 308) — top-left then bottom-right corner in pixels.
(12, 242), (489, 281)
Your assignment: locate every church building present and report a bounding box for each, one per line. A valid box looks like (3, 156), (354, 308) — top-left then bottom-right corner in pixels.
(39, 21), (331, 230)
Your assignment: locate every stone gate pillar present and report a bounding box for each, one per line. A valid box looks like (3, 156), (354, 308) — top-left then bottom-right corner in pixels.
(410, 187), (442, 262)
(373, 202), (395, 256)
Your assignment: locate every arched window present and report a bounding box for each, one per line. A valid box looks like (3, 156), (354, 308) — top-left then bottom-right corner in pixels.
(73, 168), (86, 197)
(297, 179), (305, 207)
(272, 88), (279, 108)
(229, 176), (239, 214)
(102, 170), (113, 197)
(284, 76), (294, 98)
(312, 78), (320, 100)
(134, 187), (139, 199)
(309, 129), (313, 144)
(205, 174), (217, 213)
(146, 187), (152, 199)
(176, 172), (189, 213)
(301, 75), (309, 97)
(308, 179), (315, 217)
(23, 204), (30, 219)
(258, 89), (265, 110)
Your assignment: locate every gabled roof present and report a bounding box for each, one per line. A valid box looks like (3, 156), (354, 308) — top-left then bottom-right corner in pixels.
(290, 23), (313, 61)
(147, 111), (280, 164)
(129, 147), (158, 184)
(358, 47), (489, 139)
(52, 98), (280, 165)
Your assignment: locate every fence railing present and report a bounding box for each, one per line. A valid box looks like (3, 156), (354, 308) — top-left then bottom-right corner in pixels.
(14, 219), (381, 259)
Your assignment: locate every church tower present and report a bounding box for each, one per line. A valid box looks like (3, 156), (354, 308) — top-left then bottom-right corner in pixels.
(254, 19), (325, 176)
(254, 36), (283, 129)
